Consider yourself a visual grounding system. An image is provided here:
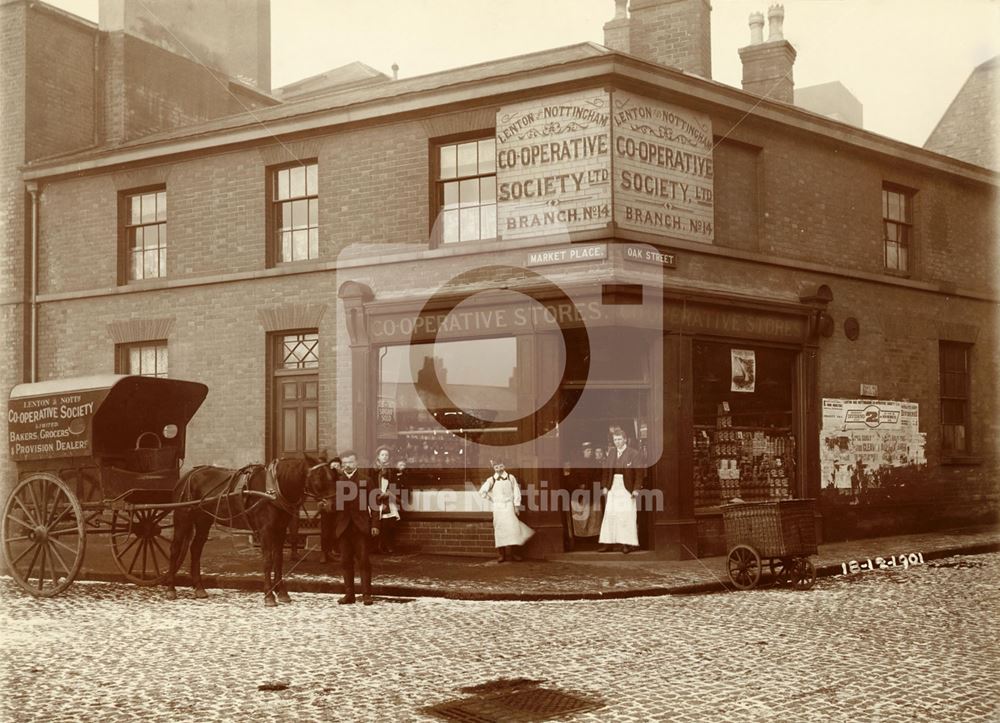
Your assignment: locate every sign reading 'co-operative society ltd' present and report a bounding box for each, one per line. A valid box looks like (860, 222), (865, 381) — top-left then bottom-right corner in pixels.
(496, 90), (613, 240)
(613, 91), (715, 243)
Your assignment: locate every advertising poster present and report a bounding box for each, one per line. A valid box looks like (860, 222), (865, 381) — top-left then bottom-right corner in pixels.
(730, 348), (756, 392)
(820, 398), (926, 490)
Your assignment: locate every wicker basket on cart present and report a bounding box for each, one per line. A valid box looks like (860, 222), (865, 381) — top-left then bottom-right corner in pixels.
(133, 432), (177, 472)
(721, 498), (818, 589)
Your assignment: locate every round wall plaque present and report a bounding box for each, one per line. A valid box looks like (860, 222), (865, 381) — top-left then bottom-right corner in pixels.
(844, 317), (860, 341)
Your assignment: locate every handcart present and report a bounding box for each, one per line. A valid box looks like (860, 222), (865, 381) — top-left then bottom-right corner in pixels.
(721, 498), (817, 590)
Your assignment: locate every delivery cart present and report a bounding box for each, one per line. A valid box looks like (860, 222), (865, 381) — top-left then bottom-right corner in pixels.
(721, 498), (817, 590)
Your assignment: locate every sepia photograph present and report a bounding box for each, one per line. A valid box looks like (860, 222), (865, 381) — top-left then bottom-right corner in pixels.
(1, 0), (998, 720)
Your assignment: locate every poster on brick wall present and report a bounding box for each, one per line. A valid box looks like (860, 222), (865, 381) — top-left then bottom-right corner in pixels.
(496, 90), (612, 240)
(820, 398), (926, 491)
(612, 91), (715, 243)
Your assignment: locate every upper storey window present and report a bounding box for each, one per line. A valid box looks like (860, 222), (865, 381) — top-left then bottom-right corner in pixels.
(272, 161), (319, 263)
(435, 136), (496, 244)
(882, 184), (913, 273)
(122, 188), (167, 282)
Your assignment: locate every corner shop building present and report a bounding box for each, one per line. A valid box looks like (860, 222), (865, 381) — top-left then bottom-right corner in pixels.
(5, 0), (998, 558)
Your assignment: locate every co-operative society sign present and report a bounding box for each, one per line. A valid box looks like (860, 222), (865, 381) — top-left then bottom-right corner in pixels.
(613, 91), (715, 243)
(496, 90), (613, 240)
(8, 390), (104, 460)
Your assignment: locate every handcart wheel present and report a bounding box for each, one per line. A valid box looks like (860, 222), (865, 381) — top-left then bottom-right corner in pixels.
(790, 558), (816, 590)
(110, 508), (174, 585)
(2, 473), (86, 597)
(727, 545), (762, 590)
(769, 557), (794, 583)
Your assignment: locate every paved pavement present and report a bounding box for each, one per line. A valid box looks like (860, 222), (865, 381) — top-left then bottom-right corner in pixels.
(76, 524), (1000, 599)
(2, 551), (998, 722)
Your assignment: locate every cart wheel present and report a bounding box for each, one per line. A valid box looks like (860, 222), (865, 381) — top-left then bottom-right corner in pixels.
(727, 545), (762, 590)
(110, 508), (174, 585)
(790, 558), (816, 590)
(2, 473), (86, 597)
(769, 557), (794, 584)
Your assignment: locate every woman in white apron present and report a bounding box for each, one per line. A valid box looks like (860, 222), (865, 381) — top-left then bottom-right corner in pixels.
(598, 428), (643, 553)
(479, 460), (534, 562)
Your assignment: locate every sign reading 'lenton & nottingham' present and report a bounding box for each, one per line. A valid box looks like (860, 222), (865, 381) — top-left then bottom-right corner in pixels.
(613, 91), (715, 243)
(496, 90), (613, 240)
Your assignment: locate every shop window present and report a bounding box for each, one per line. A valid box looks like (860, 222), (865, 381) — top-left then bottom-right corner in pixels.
(271, 331), (320, 457)
(120, 187), (167, 282)
(691, 342), (798, 508)
(434, 136), (496, 244)
(377, 337), (519, 482)
(883, 184), (913, 273)
(116, 341), (168, 378)
(939, 342), (971, 454)
(269, 161), (319, 264)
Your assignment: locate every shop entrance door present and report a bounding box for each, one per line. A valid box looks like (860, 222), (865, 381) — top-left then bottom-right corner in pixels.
(559, 385), (653, 550)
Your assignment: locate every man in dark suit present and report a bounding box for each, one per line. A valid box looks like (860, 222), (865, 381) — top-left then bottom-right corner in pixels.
(333, 451), (380, 605)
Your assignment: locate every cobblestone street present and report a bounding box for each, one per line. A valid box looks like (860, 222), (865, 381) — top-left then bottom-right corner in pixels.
(3, 552), (998, 722)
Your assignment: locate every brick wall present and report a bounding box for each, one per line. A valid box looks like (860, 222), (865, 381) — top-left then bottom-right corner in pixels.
(713, 138), (760, 251)
(1, 0), (28, 495)
(396, 519), (496, 556)
(628, 0), (712, 78)
(25, 5), (97, 161)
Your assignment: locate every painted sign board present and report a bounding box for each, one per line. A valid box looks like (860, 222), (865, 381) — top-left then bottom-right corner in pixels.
(612, 91), (715, 243)
(526, 243), (607, 267)
(496, 90), (612, 240)
(8, 389), (107, 461)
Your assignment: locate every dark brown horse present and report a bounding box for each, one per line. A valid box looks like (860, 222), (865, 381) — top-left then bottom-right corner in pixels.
(165, 454), (332, 606)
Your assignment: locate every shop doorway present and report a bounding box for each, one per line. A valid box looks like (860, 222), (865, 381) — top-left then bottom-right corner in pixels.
(558, 385), (653, 551)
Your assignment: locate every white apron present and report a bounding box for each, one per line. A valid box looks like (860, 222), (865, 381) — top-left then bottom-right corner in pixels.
(598, 474), (639, 546)
(480, 475), (534, 547)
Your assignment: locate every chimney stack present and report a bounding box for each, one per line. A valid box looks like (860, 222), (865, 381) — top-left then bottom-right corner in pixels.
(603, 0), (712, 79)
(738, 4), (796, 104)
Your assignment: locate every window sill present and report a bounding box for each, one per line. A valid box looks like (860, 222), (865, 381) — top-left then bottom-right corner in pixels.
(941, 455), (983, 466)
(882, 267), (912, 279)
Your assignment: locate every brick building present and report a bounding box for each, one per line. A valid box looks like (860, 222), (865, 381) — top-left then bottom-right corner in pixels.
(3, 0), (997, 558)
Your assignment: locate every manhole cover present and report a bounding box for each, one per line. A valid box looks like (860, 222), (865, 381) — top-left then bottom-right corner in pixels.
(426, 683), (602, 722)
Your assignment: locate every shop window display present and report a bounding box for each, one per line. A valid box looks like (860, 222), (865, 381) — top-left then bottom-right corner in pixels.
(377, 338), (520, 482)
(692, 342), (798, 507)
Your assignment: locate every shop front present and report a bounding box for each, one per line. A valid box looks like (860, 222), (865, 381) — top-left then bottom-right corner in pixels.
(337, 245), (826, 559)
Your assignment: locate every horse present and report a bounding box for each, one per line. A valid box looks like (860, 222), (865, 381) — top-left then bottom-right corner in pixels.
(164, 453), (332, 607)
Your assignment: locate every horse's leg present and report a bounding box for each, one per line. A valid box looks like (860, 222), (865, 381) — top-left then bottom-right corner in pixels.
(190, 512), (212, 599)
(287, 507), (300, 562)
(275, 513), (291, 603)
(165, 507), (193, 600)
(258, 517), (277, 607)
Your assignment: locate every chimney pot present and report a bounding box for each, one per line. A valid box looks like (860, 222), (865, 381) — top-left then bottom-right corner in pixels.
(749, 11), (764, 44)
(614, 0), (628, 20)
(391, 62), (399, 80)
(767, 4), (785, 41)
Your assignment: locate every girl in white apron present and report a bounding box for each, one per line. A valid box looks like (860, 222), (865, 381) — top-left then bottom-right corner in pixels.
(479, 460), (534, 562)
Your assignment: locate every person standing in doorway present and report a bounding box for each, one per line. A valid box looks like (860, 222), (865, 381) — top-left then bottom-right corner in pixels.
(571, 443), (603, 540)
(598, 428), (644, 553)
(479, 458), (534, 562)
(333, 451), (379, 605)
